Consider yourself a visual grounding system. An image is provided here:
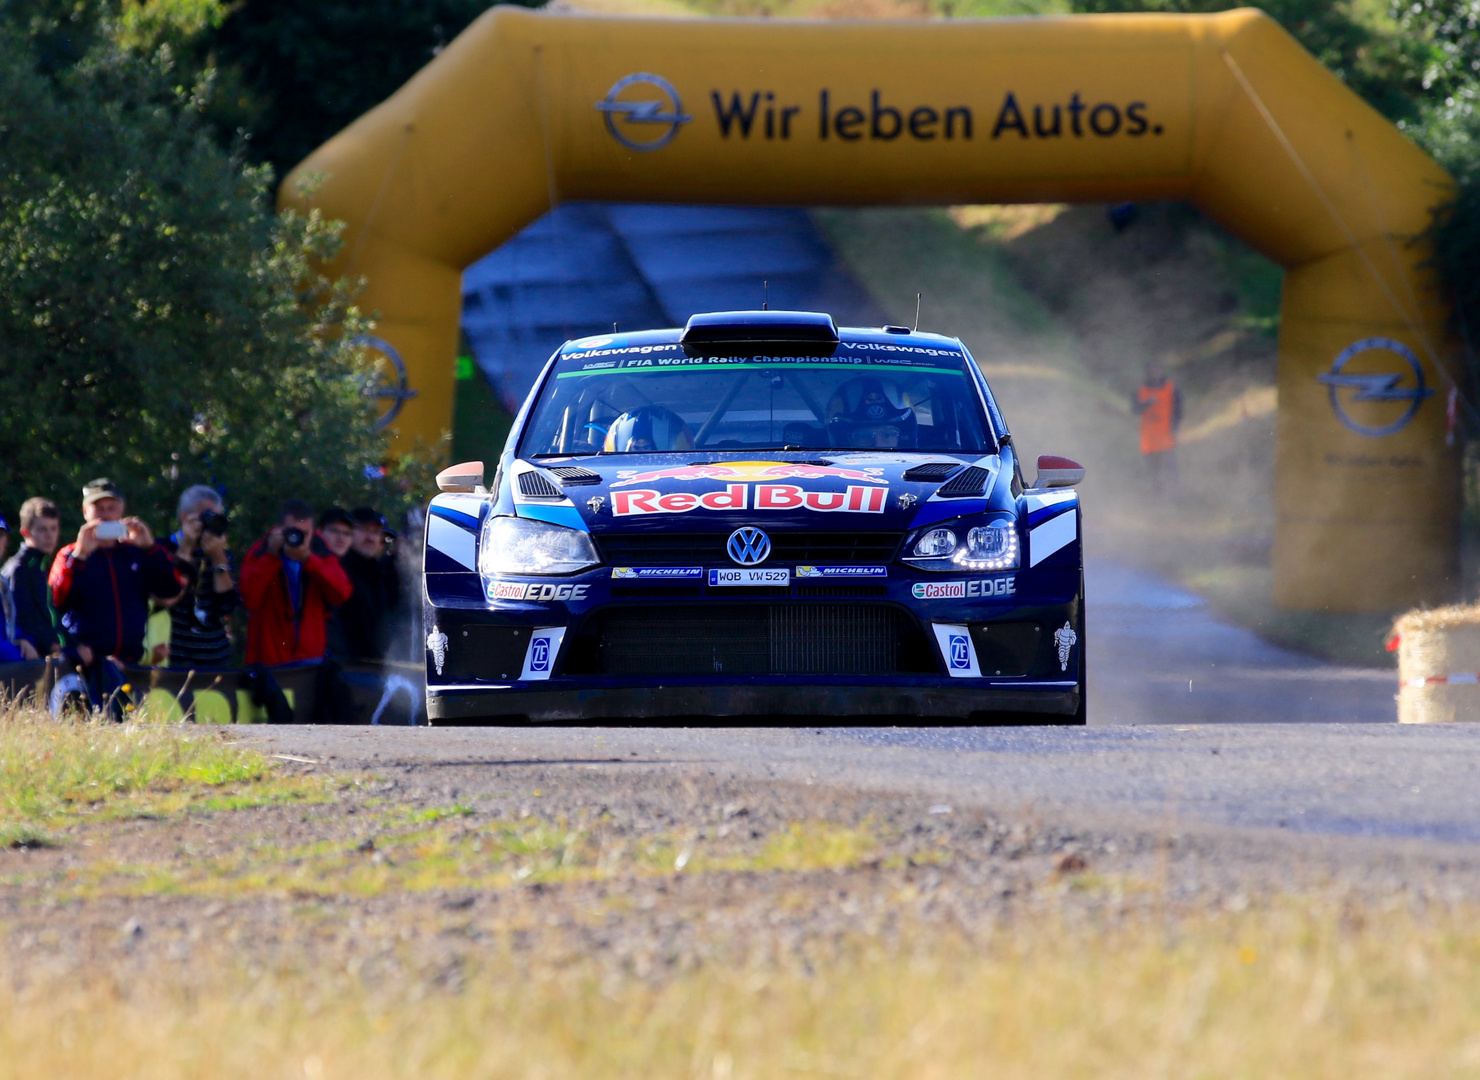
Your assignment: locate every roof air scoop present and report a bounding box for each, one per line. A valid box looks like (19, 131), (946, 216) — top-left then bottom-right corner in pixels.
(680, 310), (840, 358)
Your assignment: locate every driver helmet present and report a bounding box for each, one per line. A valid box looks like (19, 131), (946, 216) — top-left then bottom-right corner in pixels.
(603, 405), (694, 452)
(825, 378), (918, 449)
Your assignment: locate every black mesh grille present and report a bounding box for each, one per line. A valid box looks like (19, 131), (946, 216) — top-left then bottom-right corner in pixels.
(795, 584), (889, 598)
(903, 462), (964, 482)
(546, 466), (602, 486)
(517, 471), (563, 498)
(596, 531), (902, 566)
(936, 466), (992, 498)
(968, 621), (1049, 678)
(579, 604), (927, 676)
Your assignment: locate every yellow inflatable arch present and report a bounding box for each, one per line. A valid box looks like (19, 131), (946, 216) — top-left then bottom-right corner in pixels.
(283, 6), (1457, 611)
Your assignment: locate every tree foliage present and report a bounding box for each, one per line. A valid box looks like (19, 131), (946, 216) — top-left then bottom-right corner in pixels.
(201, 0), (536, 179)
(0, 19), (422, 539)
(1070, 0), (1429, 122)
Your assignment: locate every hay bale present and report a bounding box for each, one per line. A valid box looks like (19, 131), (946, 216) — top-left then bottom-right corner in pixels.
(1394, 605), (1480, 723)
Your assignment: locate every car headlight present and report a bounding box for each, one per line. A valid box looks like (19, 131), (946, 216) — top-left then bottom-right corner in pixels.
(902, 518), (1019, 572)
(479, 516), (601, 576)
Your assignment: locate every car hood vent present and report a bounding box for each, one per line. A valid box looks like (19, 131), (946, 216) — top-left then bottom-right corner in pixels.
(546, 466), (602, 486)
(517, 471), (563, 498)
(903, 462), (964, 483)
(935, 465), (992, 498)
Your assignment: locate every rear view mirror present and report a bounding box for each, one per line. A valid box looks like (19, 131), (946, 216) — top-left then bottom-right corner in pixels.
(436, 460), (485, 493)
(1034, 455), (1085, 489)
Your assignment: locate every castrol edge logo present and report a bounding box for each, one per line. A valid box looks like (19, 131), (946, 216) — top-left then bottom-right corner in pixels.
(613, 483), (887, 516)
(610, 460), (889, 517)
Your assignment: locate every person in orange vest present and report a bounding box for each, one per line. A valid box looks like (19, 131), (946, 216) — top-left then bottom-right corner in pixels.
(1133, 364), (1183, 493)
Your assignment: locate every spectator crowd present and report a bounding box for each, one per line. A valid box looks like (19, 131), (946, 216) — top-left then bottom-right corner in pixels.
(0, 478), (406, 713)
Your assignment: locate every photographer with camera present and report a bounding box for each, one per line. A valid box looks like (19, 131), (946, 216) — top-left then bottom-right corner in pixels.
(240, 500), (352, 667)
(49, 479), (183, 706)
(336, 507), (403, 662)
(161, 485), (238, 669)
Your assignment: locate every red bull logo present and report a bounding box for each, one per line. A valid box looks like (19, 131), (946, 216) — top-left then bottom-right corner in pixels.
(610, 460), (887, 487)
(613, 483), (888, 517)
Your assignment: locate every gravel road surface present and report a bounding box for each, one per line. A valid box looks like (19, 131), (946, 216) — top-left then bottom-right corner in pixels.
(241, 721), (1480, 851)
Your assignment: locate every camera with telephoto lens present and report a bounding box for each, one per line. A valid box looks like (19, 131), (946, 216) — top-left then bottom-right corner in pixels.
(198, 509), (228, 537)
(282, 526), (306, 548)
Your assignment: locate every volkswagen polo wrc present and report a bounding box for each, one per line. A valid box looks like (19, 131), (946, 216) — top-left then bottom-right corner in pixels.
(423, 310), (1086, 724)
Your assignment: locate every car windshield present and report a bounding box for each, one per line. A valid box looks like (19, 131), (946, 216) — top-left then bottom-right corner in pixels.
(520, 345), (994, 456)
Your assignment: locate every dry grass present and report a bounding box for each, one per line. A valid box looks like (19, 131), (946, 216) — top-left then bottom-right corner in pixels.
(55, 808), (882, 902)
(0, 699), (328, 847)
(5, 901), (1480, 1079)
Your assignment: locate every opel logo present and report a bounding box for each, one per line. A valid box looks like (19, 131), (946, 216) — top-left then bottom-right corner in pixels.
(595, 73), (692, 152)
(1317, 337), (1433, 438)
(727, 526), (771, 566)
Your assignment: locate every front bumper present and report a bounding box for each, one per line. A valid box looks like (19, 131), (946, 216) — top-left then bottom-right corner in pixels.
(426, 678), (1079, 724)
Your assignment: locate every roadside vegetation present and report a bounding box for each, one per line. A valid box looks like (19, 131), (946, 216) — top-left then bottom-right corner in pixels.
(7, 713), (1480, 1077)
(0, 700), (327, 849)
(0, 1), (444, 540)
(9, 908), (1480, 1080)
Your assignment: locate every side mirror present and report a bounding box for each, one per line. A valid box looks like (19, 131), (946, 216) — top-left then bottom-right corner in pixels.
(436, 460), (485, 493)
(1034, 455), (1085, 489)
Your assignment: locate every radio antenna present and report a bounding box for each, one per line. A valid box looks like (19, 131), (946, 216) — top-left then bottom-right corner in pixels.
(612, 322), (618, 332)
(763, 280), (769, 311)
(913, 293), (921, 332)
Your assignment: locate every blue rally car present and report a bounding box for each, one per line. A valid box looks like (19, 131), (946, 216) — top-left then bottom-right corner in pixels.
(422, 311), (1086, 725)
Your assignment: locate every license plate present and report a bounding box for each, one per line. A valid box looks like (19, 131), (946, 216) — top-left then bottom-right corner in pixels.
(708, 568), (790, 587)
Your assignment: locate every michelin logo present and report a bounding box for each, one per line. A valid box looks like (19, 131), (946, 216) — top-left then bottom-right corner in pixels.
(488, 582), (591, 602)
(912, 578), (1016, 600)
(612, 567), (704, 580)
(797, 565), (888, 578)
(1053, 621), (1078, 672)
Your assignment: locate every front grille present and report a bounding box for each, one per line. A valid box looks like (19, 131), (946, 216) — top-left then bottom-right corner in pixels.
(571, 604), (931, 676)
(596, 531), (903, 566)
(796, 584), (889, 598)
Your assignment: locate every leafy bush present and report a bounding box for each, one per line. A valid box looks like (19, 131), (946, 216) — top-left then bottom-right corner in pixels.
(0, 17), (429, 539)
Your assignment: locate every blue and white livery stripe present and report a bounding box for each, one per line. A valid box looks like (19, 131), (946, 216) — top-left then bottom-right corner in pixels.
(426, 496), (483, 571)
(1029, 508), (1078, 567)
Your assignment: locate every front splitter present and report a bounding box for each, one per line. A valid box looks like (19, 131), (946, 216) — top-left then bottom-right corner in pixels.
(426, 682), (1079, 724)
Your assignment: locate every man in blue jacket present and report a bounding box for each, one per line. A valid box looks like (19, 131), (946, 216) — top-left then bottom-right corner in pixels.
(49, 479), (181, 695)
(0, 518), (24, 663)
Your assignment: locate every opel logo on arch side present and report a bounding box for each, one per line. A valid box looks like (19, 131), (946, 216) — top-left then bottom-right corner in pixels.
(727, 526), (772, 567)
(1317, 337), (1434, 438)
(595, 73), (692, 151)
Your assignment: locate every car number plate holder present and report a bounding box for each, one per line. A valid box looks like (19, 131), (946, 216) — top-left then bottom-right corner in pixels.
(708, 568), (790, 587)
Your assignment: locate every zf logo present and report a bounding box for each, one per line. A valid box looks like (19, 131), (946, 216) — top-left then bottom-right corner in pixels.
(949, 635), (971, 670)
(529, 638), (551, 673)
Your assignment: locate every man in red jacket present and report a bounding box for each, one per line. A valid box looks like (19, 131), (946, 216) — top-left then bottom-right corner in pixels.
(240, 500), (352, 666)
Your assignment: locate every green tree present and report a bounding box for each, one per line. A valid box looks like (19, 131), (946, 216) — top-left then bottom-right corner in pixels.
(0, 22), (423, 540)
(201, 0), (538, 179)
(1070, 0), (1429, 122)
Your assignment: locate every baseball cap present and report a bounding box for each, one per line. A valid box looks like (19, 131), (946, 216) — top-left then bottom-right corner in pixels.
(350, 506), (397, 540)
(0, 515), (8, 533)
(82, 478), (124, 507)
(319, 506), (353, 530)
